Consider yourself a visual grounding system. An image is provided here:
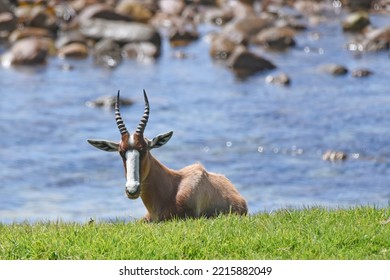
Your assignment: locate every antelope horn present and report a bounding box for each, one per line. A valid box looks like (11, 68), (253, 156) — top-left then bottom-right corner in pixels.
(115, 90), (129, 136)
(135, 89), (150, 136)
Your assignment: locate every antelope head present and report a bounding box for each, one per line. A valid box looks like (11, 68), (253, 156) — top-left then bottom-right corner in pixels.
(87, 90), (173, 199)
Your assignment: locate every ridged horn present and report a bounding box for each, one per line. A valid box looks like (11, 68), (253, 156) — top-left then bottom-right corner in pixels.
(135, 89), (150, 136)
(115, 90), (129, 136)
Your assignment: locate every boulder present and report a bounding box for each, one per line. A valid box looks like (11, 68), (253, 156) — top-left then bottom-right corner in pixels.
(8, 27), (53, 43)
(0, 1), (15, 39)
(226, 46), (276, 78)
(265, 72), (291, 86)
(0, 11), (17, 37)
(203, 7), (234, 26)
(252, 27), (296, 50)
(352, 68), (373, 77)
(55, 31), (87, 49)
(1, 37), (51, 67)
(209, 33), (238, 60)
(229, 0), (256, 18)
(342, 12), (370, 32)
(27, 5), (58, 31)
(322, 150), (348, 161)
(362, 26), (390, 51)
(86, 95), (134, 108)
(80, 18), (161, 47)
(58, 42), (89, 58)
(122, 41), (160, 61)
(222, 16), (271, 45)
(320, 64), (348, 75)
(93, 38), (122, 68)
(158, 0), (185, 16)
(115, 0), (155, 23)
(77, 3), (133, 23)
(169, 27), (199, 47)
(13, 4), (58, 31)
(340, 0), (373, 11)
(0, 1), (12, 13)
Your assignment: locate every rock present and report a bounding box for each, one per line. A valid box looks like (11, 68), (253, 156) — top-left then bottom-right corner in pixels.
(320, 64), (349, 75)
(80, 18), (161, 47)
(14, 4), (57, 31)
(222, 16), (271, 45)
(0, 1), (12, 13)
(229, 0), (256, 18)
(226, 46), (276, 78)
(352, 68), (373, 77)
(86, 95), (134, 108)
(122, 41), (160, 61)
(58, 42), (89, 58)
(322, 150), (348, 161)
(93, 38), (122, 68)
(0, 1), (16, 38)
(342, 12), (370, 32)
(275, 17), (307, 32)
(0, 12), (17, 37)
(115, 0), (155, 23)
(158, 0), (185, 16)
(204, 7), (234, 26)
(172, 50), (189, 59)
(1, 37), (50, 67)
(362, 27), (390, 51)
(27, 5), (58, 31)
(55, 1), (77, 23)
(265, 72), (291, 86)
(252, 27), (296, 50)
(8, 27), (53, 43)
(77, 3), (133, 23)
(293, 0), (326, 15)
(59, 63), (74, 71)
(55, 31), (87, 49)
(169, 27), (199, 47)
(340, 0), (373, 11)
(371, 0), (388, 12)
(209, 33), (238, 60)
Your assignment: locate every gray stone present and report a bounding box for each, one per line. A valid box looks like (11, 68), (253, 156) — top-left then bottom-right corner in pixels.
(252, 27), (296, 50)
(265, 72), (291, 86)
(93, 39), (122, 68)
(209, 33), (239, 60)
(86, 95), (134, 108)
(320, 64), (349, 75)
(122, 42), (160, 61)
(342, 12), (371, 32)
(227, 46), (276, 78)
(1, 37), (50, 66)
(80, 18), (161, 47)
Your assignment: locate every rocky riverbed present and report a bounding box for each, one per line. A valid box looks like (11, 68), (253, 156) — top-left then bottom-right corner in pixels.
(0, 0), (389, 75)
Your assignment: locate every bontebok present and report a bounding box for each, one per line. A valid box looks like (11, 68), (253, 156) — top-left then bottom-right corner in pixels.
(88, 90), (248, 221)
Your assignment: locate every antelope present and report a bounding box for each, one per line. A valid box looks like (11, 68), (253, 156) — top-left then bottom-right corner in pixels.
(87, 90), (248, 222)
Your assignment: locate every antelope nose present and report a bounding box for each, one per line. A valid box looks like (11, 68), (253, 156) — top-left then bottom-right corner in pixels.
(125, 182), (140, 199)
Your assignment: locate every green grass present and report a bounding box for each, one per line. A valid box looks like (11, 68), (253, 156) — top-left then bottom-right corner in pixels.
(1, 206), (389, 260)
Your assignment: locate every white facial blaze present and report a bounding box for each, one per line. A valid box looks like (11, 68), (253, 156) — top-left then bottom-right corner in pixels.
(125, 149), (140, 195)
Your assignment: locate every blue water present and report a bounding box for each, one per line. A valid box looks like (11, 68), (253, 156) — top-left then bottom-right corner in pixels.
(1, 13), (389, 223)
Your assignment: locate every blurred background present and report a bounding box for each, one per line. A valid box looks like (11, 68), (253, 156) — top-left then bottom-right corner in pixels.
(0, 0), (389, 223)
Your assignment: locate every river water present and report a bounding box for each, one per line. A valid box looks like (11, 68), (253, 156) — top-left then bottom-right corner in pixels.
(0, 12), (389, 223)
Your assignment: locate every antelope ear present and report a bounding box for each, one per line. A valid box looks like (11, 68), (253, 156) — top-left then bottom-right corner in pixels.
(87, 139), (119, 152)
(147, 131), (173, 150)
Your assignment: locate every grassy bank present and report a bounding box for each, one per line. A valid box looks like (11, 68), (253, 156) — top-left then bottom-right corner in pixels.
(1, 206), (389, 260)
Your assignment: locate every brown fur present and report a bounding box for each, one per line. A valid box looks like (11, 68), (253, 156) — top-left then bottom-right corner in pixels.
(139, 152), (248, 222)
